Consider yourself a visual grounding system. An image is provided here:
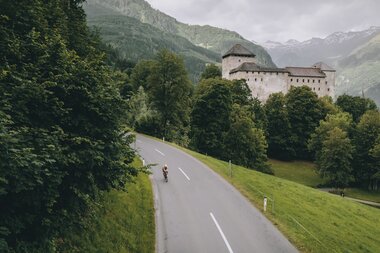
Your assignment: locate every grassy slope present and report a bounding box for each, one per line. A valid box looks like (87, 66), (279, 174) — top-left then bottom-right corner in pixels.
(269, 159), (324, 187)
(61, 158), (155, 253)
(168, 144), (380, 253)
(270, 159), (380, 203)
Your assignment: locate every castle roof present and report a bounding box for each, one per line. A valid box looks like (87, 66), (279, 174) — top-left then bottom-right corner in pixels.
(285, 67), (326, 78)
(312, 62), (336, 72)
(230, 62), (286, 74)
(222, 44), (256, 59)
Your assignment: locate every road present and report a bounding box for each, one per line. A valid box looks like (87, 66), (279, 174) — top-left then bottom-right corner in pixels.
(136, 134), (298, 253)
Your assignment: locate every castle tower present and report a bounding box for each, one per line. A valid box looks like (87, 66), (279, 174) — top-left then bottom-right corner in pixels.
(312, 62), (336, 98)
(222, 44), (256, 79)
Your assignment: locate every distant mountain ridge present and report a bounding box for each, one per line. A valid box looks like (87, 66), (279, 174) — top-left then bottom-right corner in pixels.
(262, 27), (380, 68)
(85, 0), (275, 68)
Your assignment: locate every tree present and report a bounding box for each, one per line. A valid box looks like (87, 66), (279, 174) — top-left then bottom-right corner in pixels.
(200, 64), (221, 80)
(353, 110), (380, 189)
(265, 93), (295, 160)
(147, 50), (193, 144)
(0, 1), (137, 251)
(369, 136), (380, 190)
(308, 112), (354, 162)
(224, 105), (271, 173)
(130, 60), (156, 91)
(286, 86), (327, 159)
(319, 128), (354, 189)
(190, 78), (232, 157)
(336, 94), (377, 122)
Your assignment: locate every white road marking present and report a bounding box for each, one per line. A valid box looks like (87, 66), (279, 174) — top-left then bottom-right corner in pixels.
(155, 149), (165, 156)
(178, 168), (190, 181)
(210, 212), (234, 253)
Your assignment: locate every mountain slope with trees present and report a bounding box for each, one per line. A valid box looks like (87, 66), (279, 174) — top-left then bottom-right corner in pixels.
(85, 3), (220, 82)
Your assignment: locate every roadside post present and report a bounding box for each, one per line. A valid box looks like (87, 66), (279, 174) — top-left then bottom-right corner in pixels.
(229, 160), (232, 177)
(264, 196), (267, 212)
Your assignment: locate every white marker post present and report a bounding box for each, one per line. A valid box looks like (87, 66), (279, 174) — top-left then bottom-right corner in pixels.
(264, 196), (267, 212)
(142, 158), (145, 166)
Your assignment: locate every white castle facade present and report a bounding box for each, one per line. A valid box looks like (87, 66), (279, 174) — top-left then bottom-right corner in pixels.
(222, 44), (336, 101)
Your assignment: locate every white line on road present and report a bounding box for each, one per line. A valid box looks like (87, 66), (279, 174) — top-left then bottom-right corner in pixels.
(178, 168), (190, 181)
(210, 212), (234, 253)
(155, 149), (165, 156)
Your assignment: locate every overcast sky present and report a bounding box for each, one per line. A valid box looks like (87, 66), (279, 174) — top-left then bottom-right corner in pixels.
(146, 0), (380, 43)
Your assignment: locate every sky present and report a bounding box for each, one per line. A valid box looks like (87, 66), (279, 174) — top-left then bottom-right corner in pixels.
(145, 0), (380, 43)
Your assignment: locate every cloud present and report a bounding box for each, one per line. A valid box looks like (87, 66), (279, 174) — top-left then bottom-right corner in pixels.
(146, 0), (380, 42)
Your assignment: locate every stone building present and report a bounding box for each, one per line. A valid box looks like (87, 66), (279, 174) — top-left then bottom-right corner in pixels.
(222, 44), (335, 101)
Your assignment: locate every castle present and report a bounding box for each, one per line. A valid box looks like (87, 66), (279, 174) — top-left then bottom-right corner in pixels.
(222, 44), (335, 101)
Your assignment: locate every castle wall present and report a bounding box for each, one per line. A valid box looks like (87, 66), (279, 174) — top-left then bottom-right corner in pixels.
(230, 71), (288, 102)
(287, 76), (334, 98)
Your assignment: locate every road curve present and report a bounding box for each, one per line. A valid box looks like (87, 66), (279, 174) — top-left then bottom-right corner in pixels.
(136, 134), (298, 253)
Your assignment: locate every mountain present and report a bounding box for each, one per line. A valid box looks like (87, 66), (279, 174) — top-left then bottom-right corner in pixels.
(85, 3), (220, 82)
(262, 27), (380, 68)
(84, 0), (275, 73)
(336, 33), (380, 103)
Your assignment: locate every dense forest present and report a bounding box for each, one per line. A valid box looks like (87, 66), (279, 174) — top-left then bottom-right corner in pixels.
(1, 0), (379, 252)
(0, 0), (142, 251)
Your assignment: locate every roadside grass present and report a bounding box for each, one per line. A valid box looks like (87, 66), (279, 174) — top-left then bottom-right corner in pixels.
(269, 159), (324, 187)
(169, 145), (380, 253)
(61, 158), (155, 253)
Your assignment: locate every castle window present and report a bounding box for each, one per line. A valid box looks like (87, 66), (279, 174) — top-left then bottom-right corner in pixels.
(261, 78), (263, 82)
(276, 72), (279, 75)
(297, 79), (299, 82)
(246, 71), (248, 74)
(328, 88), (330, 91)
(325, 81), (328, 85)
(255, 78), (257, 82)
(258, 71), (260, 74)
(308, 79), (310, 83)
(239, 59), (241, 62)
(303, 79), (305, 82)
(313, 80), (315, 83)
(318, 88), (320, 91)
(291, 79), (293, 82)
(318, 80), (321, 83)
(313, 88), (315, 90)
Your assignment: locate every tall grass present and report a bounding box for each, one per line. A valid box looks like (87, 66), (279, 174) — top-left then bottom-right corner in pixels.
(60, 158), (155, 253)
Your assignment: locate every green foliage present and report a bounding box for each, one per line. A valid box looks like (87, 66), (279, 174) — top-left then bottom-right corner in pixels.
(353, 110), (380, 189)
(224, 105), (271, 173)
(336, 94), (377, 122)
(265, 93), (295, 160)
(308, 112), (354, 162)
(0, 1), (137, 251)
(200, 64), (222, 80)
(286, 86), (327, 159)
(191, 78), (270, 173)
(319, 128), (354, 188)
(58, 158), (155, 253)
(147, 50), (193, 144)
(190, 78), (232, 157)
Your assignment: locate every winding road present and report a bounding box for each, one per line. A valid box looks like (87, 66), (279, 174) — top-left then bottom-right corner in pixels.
(136, 134), (298, 253)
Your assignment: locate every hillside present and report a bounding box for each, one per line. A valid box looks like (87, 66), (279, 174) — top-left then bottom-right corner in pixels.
(85, 0), (275, 68)
(85, 3), (220, 82)
(336, 33), (380, 102)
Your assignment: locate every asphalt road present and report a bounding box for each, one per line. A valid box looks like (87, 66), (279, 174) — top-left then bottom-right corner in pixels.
(136, 134), (298, 253)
